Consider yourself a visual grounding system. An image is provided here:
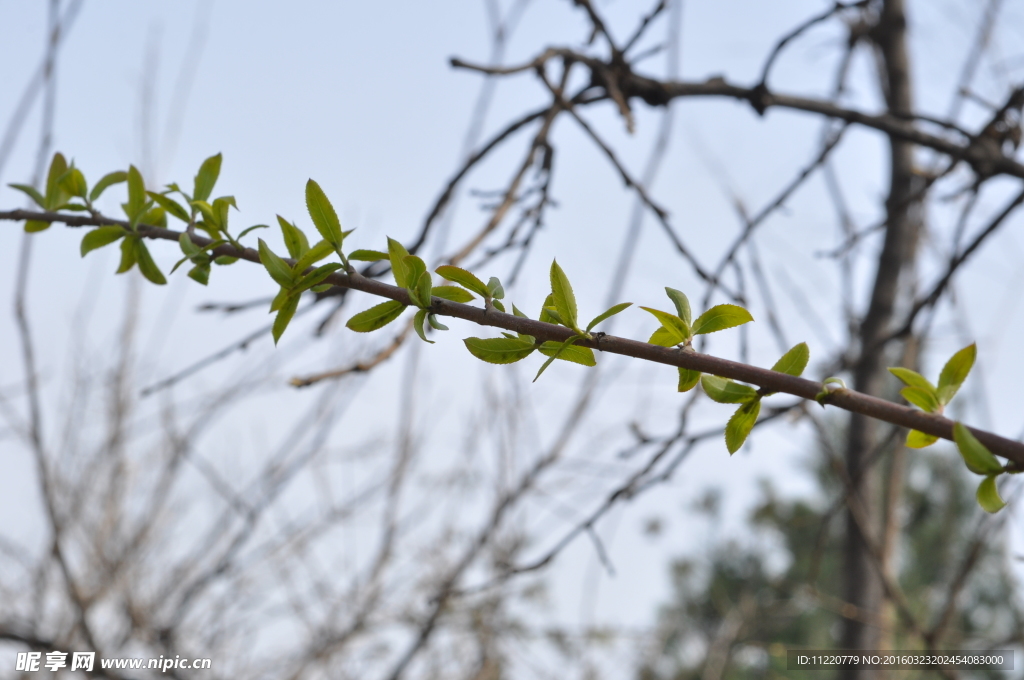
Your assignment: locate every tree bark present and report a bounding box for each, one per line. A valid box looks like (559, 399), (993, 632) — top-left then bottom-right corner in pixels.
(839, 0), (920, 677)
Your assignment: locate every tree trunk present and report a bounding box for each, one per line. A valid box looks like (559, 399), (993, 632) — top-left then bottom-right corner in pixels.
(839, 0), (919, 677)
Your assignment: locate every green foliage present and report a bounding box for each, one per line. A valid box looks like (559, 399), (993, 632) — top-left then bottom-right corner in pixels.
(347, 300), (407, 333)
(463, 336), (536, 364)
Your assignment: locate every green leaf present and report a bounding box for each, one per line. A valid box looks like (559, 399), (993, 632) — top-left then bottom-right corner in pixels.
(906, 429), (938, 449)
(463, 336), (537, 364)
(214, 255), (238, 266)
(771, 342), (810, 377)
(193, 153), (222, 202)
(305, 179), (343, 248)
(700, 375), (758, 404)
(8, 183), (46, 208)
(346, 300), (407, 332)
(937, 343), (976, 405)
(348, 249), (389, 262)
(815, 377), (846, 406)
(413, 309), (434, 344)
(269, 286), (289, 312)
(294, 239), (334, 273)
(24, 220), (50, 233)
(586, 302), (632, 332)
(275, 215), (309, 259)
(977, 475), (1007, 513)
(125, 165), (147, 220)
(272, 292), (300, 345)
(44, 153), (68, 208)
(725, 399), (761, 454)
(549, 260), (579, 330)
(116, 236), (138, 273)
(80, 226), (125, 256)
(258, 239), (296, 288)
(62, 167), (87, 199)
(678, 367), (701, 392)
(310, 283), (332, 293)
(691, 304), (753, 335)
(427, 314), (448, 331)
(487, 276), (505, 300)
(539, 295), (563, 325)
(640, 307), (689, 344)
(436, 265), (490, 298)
(147, 191), (191, 222)
(492, 300), (505, 312)
(387, 237), (411, 287)
(431, 285), (474, 303)
(296, 263), (343, 292)
(187, 263), (210, 285)
(649, 326), (683, 347)
(402, 255), (429, 305)
(538, 341), (596, 366)
(134, 240), (167, 285)
(88, 171), (127, 203)
(888, 367), (937, 394)
(665, 288), (692, 327)
(190, 200), (218, 228)
(900, 386), (940, 413)
(953, 422), (1004, 475)
(212, 196), (236, 231)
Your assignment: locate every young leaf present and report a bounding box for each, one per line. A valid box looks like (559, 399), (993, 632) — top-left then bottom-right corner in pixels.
(8, 183), (46, 208)
(237, 224), (269, 240)
(678, 367), (701, 392)
(147, 191), (191, 222)
(977, 475), (1007, 513)
(193, 153), (222, 202)
(640, 307), (689, 344)
(24, 220), (50, 233)
(487, 277), (505, 300)
(116, 236), (138, 273)
(294, 240), (335, 273)
(134, 240), (167, 285)
(900, 386), (940, 413)
(431, 285), (474, 303)
(414, 271), (433, 309)
(492, 300), (506, 312)
(586, 302), (632, 333)
(937, 343), (976, 405)
(295, 263), (343, 292)
(387, 237), (411, 288)
(348, 249), (389, 262)
(306, 179), (343, 248)
(214, 255), (238, 266)
(188, 263), (210, 285)
(725, 399), (761, 454)
(815, 377), (846, 406)
(346, 300), (407, 332)
(533, 335), (585, 381)
(62, 167), (88, 199)
(549, 260), (579, 331)
(538, 341), (596, 366)
(649, 326), (683, 347)
(700, 375), (758, 404)
(771, 342), (809, 377)
(125, 165), (147, 220)
(953, 422), (1004, 475)
(413, 309), (434, 343)
(435, 265), (490, 298)
(277, 215), (310, 259)
(89, 171), (127, 203)
(427, 314), (448, 331)
(272, 292), (300, 345)
(463, 336), (537, 364)
(401, 251), (425, 288)
(80, 226), (125, 256)
(888, 367), (937, 394)
(140, 206), (167, 228)
(691, 304), (753, 335)
(665, 288), (692, 327)
(44, 153), (68, 207)
(257, 239), (296, 288)
(906, 429), (938, 449)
